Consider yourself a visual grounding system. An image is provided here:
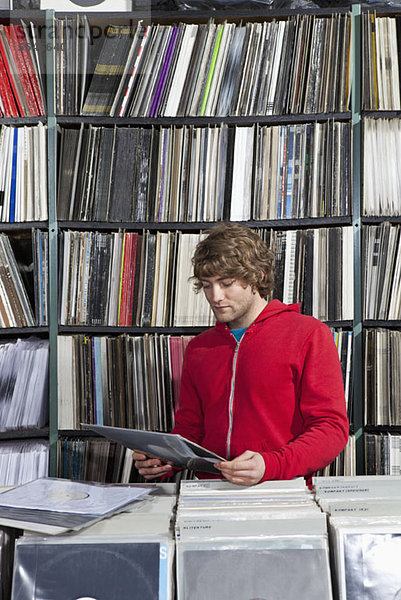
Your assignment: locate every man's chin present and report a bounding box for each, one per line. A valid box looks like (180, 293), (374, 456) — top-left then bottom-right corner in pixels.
(213, 311), (231, 324)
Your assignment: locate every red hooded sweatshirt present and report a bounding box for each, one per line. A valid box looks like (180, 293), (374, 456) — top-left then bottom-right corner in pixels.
(172, 299), (349, 482)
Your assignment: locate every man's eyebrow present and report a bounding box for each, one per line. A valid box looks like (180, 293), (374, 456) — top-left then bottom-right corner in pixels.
(200, 276), (232, 282)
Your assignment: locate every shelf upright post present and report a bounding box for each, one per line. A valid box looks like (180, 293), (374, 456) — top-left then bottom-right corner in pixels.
(45, 9), (59, 477)
(351, 3), (364, 474)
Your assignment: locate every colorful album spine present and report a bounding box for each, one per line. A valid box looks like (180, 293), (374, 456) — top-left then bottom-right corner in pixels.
(13, 24), (45, 116)
(0, 28), (23, 116)
(9, 128), (18, 223)
(5, 25), (37, 116)
(0, 50), (19, 117)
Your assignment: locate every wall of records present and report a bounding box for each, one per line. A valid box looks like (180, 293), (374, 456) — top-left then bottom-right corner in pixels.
(0, 3), (401, 485)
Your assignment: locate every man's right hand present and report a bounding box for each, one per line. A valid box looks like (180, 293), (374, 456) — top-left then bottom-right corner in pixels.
(133, 451), (173, 480)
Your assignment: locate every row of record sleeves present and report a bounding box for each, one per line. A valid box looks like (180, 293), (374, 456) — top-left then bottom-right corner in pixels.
(0, 329), (350, 431)
(363, 12), (401, 111)
(4, 329), (401, 474)
(364, 328), (401, 427)
(5, 12), (401, 118)
(59, 227), (355, 327)
(1, 224), (401, 330)
(1, 119), (349, 223)
(0, 230), (47, 328)
(1, 119), (348, 224)
(363, 222), (401, 321)
(57, 329), (353, 432)
(71, 14), (350, 117)
(174, 478), (333, 600)
(57, 437), (141, 485)
(0, 337), (48, 432)
(2, 224), (401, 329)
(313, 474), (401, 599)
(0, 435), (146, 487)
(0, 480), (178, 600)
(57, 333), (191, 431)
(0, 22), (46, 118)
(0, 232), (38, 328)
(0, 429), (354, 489)
(364, 118), (401, 217)
(4, 475), (401, 599)
(0, 478), (342, 600)
(56, 330), (401, 432)
(57, 121), (352, 223)
(0, 430), (398, 489)
(3, 118), (401, 225)
(49, 12), (401, 116)
(57, 222), (401, 324)
(0, 440), (48, 486)
(0, 432), (356, 489)
(56, 433), (356, 484)
(365, 432), (401, 476)
(3, 12), (349, 119)
(0, 124), (47, 224)
(7, 328), (401, 445)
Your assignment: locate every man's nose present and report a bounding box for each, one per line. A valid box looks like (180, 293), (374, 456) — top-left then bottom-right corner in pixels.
(210, 284), (224, 303)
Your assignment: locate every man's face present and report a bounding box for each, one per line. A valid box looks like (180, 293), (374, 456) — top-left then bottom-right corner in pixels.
(200, 275), (261, 329)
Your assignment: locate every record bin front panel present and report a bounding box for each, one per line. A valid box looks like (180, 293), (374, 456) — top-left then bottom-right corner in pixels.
(343, 532), (401, 599)
(12, 540), (170, 600)
(176, 543), (333, 600)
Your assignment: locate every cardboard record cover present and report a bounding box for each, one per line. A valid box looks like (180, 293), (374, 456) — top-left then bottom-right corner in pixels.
(83, 424), (223, 473)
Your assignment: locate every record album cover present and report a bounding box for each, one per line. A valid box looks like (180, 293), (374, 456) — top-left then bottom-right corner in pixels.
(177, 545), (332, 600)
(12, 540), (167, 600)
(83, 424), (223, 472)
(343, 533), (401, 600)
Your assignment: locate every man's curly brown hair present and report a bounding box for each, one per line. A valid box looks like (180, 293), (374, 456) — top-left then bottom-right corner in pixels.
(192, 223), (274, 299)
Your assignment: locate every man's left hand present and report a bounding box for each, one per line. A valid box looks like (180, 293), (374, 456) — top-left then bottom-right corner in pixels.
(214, 450), (265, 485)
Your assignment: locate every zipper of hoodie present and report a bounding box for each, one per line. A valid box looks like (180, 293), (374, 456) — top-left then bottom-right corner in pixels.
(226, 337), (241, 460)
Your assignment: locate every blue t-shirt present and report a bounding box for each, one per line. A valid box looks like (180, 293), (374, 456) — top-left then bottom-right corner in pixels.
(230, 327), (248, 342)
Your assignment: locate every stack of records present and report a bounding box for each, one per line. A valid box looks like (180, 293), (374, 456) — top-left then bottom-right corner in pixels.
(11, 482), (177, 600)
(0, 477), (153, 535)
(175, 478), (333, 600)
(313, 475), (401, 600)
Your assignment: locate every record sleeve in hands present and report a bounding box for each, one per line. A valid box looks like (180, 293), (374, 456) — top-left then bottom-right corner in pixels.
(83, 424), (223, 473)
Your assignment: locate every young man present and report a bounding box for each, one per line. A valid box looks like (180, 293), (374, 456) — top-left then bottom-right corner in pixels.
(134, 223), (349, 485)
